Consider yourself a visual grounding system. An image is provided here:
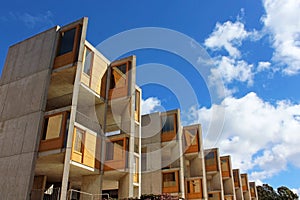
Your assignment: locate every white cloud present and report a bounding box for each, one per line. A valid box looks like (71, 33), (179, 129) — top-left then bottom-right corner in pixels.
(257, 61), (271, 72)
(208, 56), (254, 97)
(204, 21), (249, 58)
(187, 92), (300, 180)
(141, 97), (161, 115)
(262, 0), (300, 75)
(291, 188), (300, 197)
(7, 11), (54, 28)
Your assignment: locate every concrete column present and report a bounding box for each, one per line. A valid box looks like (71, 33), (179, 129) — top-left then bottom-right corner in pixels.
(118, 174), (131, 199)
(31, 175), (47, 200)
(81, 175), (101, 200)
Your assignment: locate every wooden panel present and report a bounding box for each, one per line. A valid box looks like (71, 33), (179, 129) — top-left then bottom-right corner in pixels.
(81, 72), (90, 87)
(90, 54), (107, 95)
(71, 127), (83, 163)
(162, 171), (179, 193)
(186, 179), (203, 199)
(82, 132), (96, 168)
(39, 112), (68, 152)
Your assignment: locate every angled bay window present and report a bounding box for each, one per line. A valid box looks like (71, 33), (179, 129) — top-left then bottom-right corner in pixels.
(109, 61), (131, 99)
(162, 170), (179, 193)
(186, 178), (203, 199)
(54, 25), (82, 69)
(205, 151), (218, 172)
(161, 113), (177, 142)
(241, 174), (249, 191)
(233, 169), (240, 188)
(39, 112), (69, 152)
(183, 126), (199, 153)
(220, 157), (231, 178)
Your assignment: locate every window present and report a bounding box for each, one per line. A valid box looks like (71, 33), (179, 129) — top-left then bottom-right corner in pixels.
(110, 64), (127, 89)
(74, 128), (84, 153)
(205, 151), (216, 165)
(162, 114), (175, 133)
(184, 128), (198, 147)
(83, 48), (93, 75)
(105, 140), (124, 161)
(57, 28), (76, 56)
(221, 159), (229, 171)
(187, 179), (202, 193)
(133, 157), (139, 183)
(233, 170), (240, 187)
(42, 114), (63, 140)
(163, 172), (176, 187)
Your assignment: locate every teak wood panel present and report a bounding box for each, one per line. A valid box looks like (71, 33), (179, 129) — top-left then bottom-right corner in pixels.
(184, 127), (200, 154)
(186, 178), (203, 199)
(39, 112), (68, 152)
(162, 170), (180, 193)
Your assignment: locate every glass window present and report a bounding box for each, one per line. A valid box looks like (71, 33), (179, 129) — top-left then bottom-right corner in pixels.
(57, 28), (76, 56)
(184, 128), (198, 146)
(42, 114), (63, 140)
(74, 128), (84, 153)
(83, 48), (93, 75)
(162, 114), (175, 133)
(205, 151), (216, 166)
(163, 172), (176, 187)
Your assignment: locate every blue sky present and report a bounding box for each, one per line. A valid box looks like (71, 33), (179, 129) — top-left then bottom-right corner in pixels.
(1, 0), (300, 194)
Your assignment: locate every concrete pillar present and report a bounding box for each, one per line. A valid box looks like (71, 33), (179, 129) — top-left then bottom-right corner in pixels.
(118, 174), (131, 199)
(31, 176), (47, 200)
(81, 175), (101, 200)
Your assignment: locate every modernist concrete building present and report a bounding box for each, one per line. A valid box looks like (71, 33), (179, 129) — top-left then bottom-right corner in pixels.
(0, 17), (258, 200)
(0, 17), (141, 200)
(220, 156), (236, 200)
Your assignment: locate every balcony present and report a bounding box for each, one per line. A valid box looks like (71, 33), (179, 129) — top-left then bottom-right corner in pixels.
(104, 137), (129, 171)
(39, 111), (70, 152)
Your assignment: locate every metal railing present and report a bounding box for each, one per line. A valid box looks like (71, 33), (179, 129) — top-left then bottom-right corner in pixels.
(67, 189), (110, 200)
(30, 187), (60, 200)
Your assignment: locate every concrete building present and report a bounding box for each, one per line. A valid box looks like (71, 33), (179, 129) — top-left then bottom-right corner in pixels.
(0, 17), (259, 200)
(241, 174), (251, 200)
(141, 109), (185, 198)
(220, 156), (236, 200)
(233, 169), (244, 200)
(249, 182), (258, 200)
(0, 17), (141, 200)
(204, 148), (224, 200)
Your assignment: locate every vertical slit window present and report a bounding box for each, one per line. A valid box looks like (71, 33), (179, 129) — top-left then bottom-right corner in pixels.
(83, 48), (93, 75)
(74, 128), (84, 153)
(162, 114), (175, 133)
(57, 28), (76, 56)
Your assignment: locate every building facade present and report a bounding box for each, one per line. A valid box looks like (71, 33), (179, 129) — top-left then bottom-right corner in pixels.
(0, 18), (258, 200)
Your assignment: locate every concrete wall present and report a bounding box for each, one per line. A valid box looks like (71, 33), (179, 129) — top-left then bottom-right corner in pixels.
(0, 27), (57, 199)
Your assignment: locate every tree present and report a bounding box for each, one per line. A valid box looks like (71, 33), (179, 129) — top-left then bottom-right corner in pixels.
(257, 184), (299, 200)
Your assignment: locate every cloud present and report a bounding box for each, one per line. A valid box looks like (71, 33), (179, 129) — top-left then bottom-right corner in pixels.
(262, 0), (300, 75)
(208, 56), (254, 97)
(7, 11), (54, 29)
(186, 92), (300, 181)
(291, 188), (300, 197)
(204, 20), (249, 58)
(257, 61), (271, 72)
(141, 97), (161, 115)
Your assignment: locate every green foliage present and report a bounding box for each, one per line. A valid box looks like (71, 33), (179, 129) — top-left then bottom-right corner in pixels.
(257, 184), (299, 200)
